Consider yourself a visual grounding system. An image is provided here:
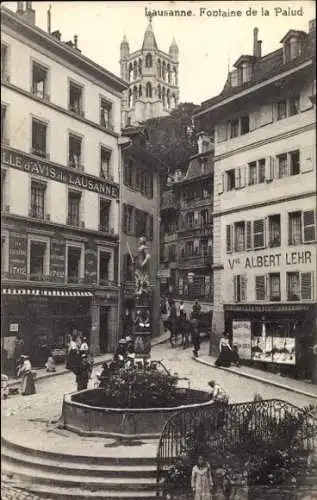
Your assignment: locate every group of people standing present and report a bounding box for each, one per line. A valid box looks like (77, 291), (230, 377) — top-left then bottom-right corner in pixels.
(162, 298), (202, 357)
(66, 334), (92, 391)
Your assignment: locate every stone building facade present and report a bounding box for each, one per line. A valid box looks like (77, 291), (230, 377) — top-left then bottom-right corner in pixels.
(160, 133), (214, 316)
(194, 22), (316, 379)
(1, 2), (128, 368)
(120, 20), (180, 127)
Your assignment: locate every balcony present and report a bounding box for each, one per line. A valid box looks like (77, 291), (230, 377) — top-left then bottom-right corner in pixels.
(178, 253), (213, 269)
(179, 196), (212, 210)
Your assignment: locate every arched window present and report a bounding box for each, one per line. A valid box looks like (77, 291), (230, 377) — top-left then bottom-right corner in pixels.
(138, 58), (142, 76)
(129, 89), (133, 107)
(162, 87), (166, 107)
(139, 84), (142, 97)
(171, 94), (176, 109)
(146, 82), (152, 98)
(166, 89), (170, 108)
(157, 59), (161, 78)
(133, 86), (138, 104)
(133, 61), (138, 80)
(128, 63), (133, 82)
(167, 64), (170, 83)
(157, 85), (161, 100)
(162, 61), (166, 80)
(145, 53), (152, 68)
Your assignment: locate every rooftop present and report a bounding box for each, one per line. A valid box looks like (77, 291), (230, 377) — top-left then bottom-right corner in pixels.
(194, 21), (315, 117)
(1, 4), (128, 93)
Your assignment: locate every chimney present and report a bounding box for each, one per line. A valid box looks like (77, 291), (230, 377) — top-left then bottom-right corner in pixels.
(253, 27), (259, 56)
(47, 5), (51, 34)
(74, 35), (78, 48)
(17, 1), (24, 13)
(23, 1), (35, 25)
(257, 40), (262, 58)
(51, 30), (61, 41)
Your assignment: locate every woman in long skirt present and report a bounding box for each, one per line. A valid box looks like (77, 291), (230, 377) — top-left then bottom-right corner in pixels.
(191, 455), (214, 500)
(18, 355), (36, 395)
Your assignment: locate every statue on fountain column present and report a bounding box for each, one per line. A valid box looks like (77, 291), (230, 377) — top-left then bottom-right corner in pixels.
(135, 237), (151, 297)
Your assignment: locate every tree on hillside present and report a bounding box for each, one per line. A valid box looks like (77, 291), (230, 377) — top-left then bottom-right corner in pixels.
(144, 102), (200, 173)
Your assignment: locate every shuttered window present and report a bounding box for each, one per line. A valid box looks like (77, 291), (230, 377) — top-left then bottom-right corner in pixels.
(234, 222), (245, 252)
(301, 272), (313, 300)
(302, 210), (316, 242)
(234, 275), (247, 302)
(253, 219), (265, 249)
(246, 221), (252, 250)
(287, 272), (300, 301)
(226, 225), (232, 253)
(255, 275), (266, 300)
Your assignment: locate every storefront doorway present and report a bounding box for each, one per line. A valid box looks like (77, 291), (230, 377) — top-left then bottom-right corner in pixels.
(99, 306), (109, 353)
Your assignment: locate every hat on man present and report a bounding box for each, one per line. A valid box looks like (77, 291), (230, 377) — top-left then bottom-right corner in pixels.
(118, 338), (128, 344)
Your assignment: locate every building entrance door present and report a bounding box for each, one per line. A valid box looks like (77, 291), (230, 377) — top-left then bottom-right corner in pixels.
(99, 306), (109, 353)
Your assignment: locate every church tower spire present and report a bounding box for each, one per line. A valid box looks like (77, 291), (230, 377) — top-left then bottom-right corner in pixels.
(120, 21), (180, 127)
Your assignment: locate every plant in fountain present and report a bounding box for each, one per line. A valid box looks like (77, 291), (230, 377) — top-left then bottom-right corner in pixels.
(101, 365), (179, 408)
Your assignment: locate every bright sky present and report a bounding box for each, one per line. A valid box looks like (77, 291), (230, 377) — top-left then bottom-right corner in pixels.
(3, 1), (315, 104)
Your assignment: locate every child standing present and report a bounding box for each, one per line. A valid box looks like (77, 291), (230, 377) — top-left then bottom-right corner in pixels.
(191, 455), (214, 500)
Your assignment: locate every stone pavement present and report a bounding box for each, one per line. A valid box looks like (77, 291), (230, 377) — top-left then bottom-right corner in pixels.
(1, 482), (48, 500)
(196, 341), (317, 400)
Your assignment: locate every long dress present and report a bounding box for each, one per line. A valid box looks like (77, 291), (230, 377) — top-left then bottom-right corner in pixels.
(215, 338), (232, 367)
(18, 360), (36, 395)
(191, 464), (213, 500)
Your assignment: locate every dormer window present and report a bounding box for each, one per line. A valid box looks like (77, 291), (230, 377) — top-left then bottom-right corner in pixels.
(240, 62), (252, 84)
(281, 30), (306, 63)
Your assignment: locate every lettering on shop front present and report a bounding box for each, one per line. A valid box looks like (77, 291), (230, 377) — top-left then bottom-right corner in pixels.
(2, 148), (119, 198)
(8, 232), (27, 278)
(50, 239), (66, 282)
(228, 251), (312, 270)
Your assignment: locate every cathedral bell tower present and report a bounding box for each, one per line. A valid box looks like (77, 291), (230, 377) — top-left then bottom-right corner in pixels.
(120, 19), (180, 127)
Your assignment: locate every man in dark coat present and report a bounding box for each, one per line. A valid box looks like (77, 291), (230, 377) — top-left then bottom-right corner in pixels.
(76, 353), (91, 391)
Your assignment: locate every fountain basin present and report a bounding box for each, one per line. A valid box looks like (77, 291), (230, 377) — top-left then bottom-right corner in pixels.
(62, 388), (213, 439)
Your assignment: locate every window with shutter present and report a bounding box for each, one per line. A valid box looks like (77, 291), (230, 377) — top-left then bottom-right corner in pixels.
(234, 222), (245, 252)
(234, 168), (241, 189)
(301, 147), (314, 173)
(287, 272), (300, 301)
(226, 225), (232, 253)
(253, 219), (265, 249)
(217, 123), (228, 143)
(288, 211), (302, 245)
(259, 103), (273, 127)
(246, 221), (252, 250)
(301, 272), (312, 300)
(265, 157), (274, 182)
(234, 275), (247, 302)
(302, 210), (316, 242)
(269, 273), (280, 301)
(241, 275), (247, 301)
(255, 275), (266, 300)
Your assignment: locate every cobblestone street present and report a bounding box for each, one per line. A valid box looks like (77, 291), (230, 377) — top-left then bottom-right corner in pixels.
(1, 482), (49, 500)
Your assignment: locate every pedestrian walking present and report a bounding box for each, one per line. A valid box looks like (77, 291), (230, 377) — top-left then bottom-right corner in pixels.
(66, 334), (81, 375)
(17, 355), (36, 396)
(215, 332), (240, 368)
(191, 455), (214, 500)
(191, 313), (200, 357)
(192, 299), (201, 318)
(168, 299), (178, 347)
(76, 353), (91, 391)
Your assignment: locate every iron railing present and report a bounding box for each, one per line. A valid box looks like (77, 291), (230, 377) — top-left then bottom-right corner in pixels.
(156, 399), (317, 495)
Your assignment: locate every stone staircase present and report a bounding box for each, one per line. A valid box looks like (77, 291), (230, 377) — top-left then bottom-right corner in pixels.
(1, 437), (159, 499)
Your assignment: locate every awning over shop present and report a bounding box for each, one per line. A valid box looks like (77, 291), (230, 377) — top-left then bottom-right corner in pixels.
(2, 289), (93, 297)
